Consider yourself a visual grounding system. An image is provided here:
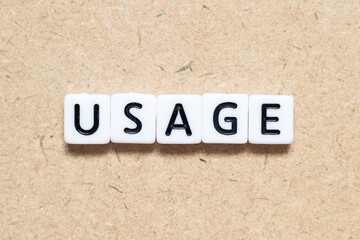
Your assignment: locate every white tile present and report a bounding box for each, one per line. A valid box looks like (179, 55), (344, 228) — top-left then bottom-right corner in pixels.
(64, 94), (110, 144)
(202, 94), (248, 143)
(111, 93), (156, 144)
(157, 95), (202, 144)
(249, 95), (293, 144)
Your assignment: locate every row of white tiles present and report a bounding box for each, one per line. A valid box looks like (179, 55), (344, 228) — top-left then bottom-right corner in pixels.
(64, 93), (293, 144)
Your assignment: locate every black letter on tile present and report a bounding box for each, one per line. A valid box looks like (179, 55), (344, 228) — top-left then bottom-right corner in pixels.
(165, 104), (192, 136)
(74, 104), (99, 135)
(124, 102), (143, 134)
(261, 104), (281, 135)
(213, 102), (238, 135)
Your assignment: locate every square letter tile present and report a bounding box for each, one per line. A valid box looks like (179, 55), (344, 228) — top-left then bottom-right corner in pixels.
(111, 93), (156, 144)
(202, 94), (248, 143)
(157, 95), (202, 144)
(64, 94), (110, 144)
(249, 95), (293, 144)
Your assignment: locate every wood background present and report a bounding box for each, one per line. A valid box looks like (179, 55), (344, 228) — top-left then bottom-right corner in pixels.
(1, 0), (359, 239)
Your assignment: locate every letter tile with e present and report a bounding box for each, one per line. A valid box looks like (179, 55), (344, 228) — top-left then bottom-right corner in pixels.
(248, 95), (293, 144)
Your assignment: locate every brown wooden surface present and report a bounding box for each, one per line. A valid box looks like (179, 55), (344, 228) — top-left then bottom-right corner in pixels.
(1, 1), (359, 239)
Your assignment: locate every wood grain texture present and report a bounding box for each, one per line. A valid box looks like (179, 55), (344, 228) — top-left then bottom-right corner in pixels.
(0, 0), (359, 239)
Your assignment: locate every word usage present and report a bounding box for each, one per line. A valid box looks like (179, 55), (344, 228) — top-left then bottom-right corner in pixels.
(64, 93), (293, 145)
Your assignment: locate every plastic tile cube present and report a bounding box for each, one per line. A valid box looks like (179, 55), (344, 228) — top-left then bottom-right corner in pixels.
(156, 94), (202, 144)
(111, 93), (156, 144)
(64, 94), (110, 144)
(202, 94), (248, 143)
(249, 95), (293, 144)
